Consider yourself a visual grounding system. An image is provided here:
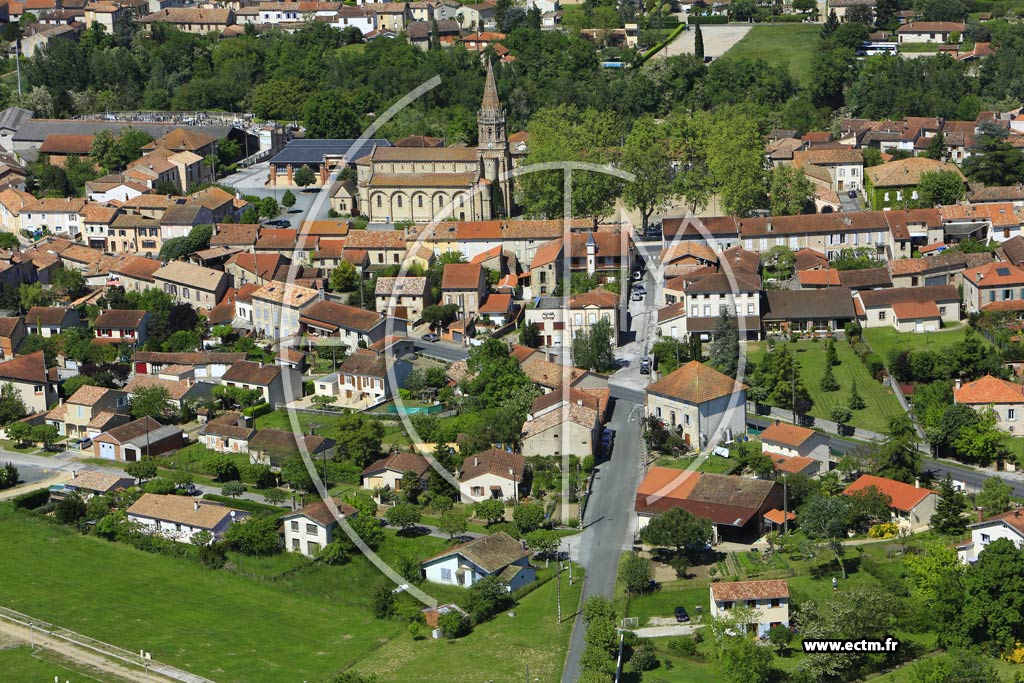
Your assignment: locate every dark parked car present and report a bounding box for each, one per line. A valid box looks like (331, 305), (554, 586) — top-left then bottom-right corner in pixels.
(848, 190), (858, 199)
(421, 332), (440, 342)
(675, 606), (690, 623)
(639, 356), (651, 374)
(264, 219), (291, 228)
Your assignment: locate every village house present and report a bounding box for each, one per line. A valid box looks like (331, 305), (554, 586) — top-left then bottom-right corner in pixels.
(140, 7), (236, 34)
(635, 467), (783, 543)
(344, 228), (408, 268)
(93, 416), (187, 462)
(251, 282), (322, 340)
(57, 470), (135, 500)
(663, 271), (762, 341)
(792, 148), (865, 193)
(0, 350), (56, 414)
(132, 351), (245, 379)
(360, 451), (430, 496)
(220, 360), (303, 407)
(153, 261), (229, 310)
(299, 300), (399, 352)
(197, 412), (255, 454)
(954, 375), (1024, 433)
(21, 197), (87, 238)
(843, 474), (938, 531)
(962, 261), (1024, 314)
(520, 387), (604, 458)
(854, 285), (961, 331)
(525, 288), (619, 351)
(375, 276), (432, 321)
(523, 237), (563, 299)
(248, 429), (334, 468)
(127, 493), (249, 544)
(441, 262), (487, 319)
(957, 508), (1024, 563)
(458, 449), (526, 504)
(92, 309), (149, 347)
(865, 157), (964, 210)
(327, 349), (412, 410)
(759, 421), (832, 472)
(50, 385), (129, 440)
(210, 223), (259, 252)
(108, 256), (162, 294)
(0, 317), (25, 360)
(646, 361), (746, 451)
(896, 21), (965, 43)
(421, 531), (535, 590)
(282, 498), (358, 557)
(24, 306), (80, 338)
(709, 580), (790, 638)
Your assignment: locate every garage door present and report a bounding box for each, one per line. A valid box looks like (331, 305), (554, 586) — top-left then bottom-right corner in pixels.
(915, 322), (924, 333)
(99, 442), (116, 460)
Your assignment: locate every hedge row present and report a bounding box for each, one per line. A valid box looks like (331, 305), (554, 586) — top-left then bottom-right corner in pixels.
(11, 487), (50, 511)
(688, 15), (728, 24)
(202, 493), (289, 515)
(243, 402), (273, 418)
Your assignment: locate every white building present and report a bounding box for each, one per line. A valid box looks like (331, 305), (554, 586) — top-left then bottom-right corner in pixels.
(126, 493), (249, 544)
(251, 282), (322, 341)
(709, 580), (790, 638)
(421, 531), (535, 590)
(646, 361), (747, 452)
(957, 508), (1024, 563)
(458, 449), (526, 504)
(954, 375), (1024, 433)
(282, 498), (357, 557)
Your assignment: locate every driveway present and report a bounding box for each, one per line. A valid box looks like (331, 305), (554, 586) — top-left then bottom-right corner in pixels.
(221, 162), (329, 226)
(631, 623), (704, 638)
(657, 23), (753, 59)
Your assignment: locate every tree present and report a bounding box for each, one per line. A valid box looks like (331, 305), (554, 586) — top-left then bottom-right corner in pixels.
(512, 502), (545, 534)
(519, 321), (541, 348)
(917, 170), (965, 207)
(801, 494), (853, 578)
(55, 494), (87, 525)
(385, 503), (421, 532)
(0, 382), (27, 425)
(20, 283), (53, 311)
(525, 529), (560, 562)
(694, 23), (704, 61)
(975, 476), (1012, 516)
(962, 123), (1024, 186)
(714, 635), (774, 683)
(767, 623), (792, 655)
(475, 498), (506, 525)
(904, 540), (964, 606)
(329, 261), (360, 292)
(621, 555), (652, 594)
(310, 394), (338, 412)
(438, 510), (468, 540)
(920, 0), (967, 22)
(820, 364), (839, 392)
(960, 538), (1024, 651)
(846, 485), (893, 530)
(422, 304), (460, 330)
(437, 609), (471, 638)
(223, 514), (282, 555)
(872, 414), (922, 483)
(221, 480), (247, 498)
(769, 165), (814, 216)
(822, 9), (839, 38)
(706, 108), (767, 216)
(293, 165), (317, 189)
(571, 317), (616, 373)
(831, 405), (853, 436)
(847, 381), (866, 410)
(349, 510), (385, 549)
(6, 421), (31, 447)
(263, 488), (287, 506)
(639, 507), (713, 554)
(128, 384), (173, 420)
(909, 649), (999, 683)
(931, 474), (968, 536)
(621, 116), (675, 231)
(302, 89), (362, 139)
(30, 424), (59, 451)
(825, 339), (839, 366)
(370, 582), (396, 619)
(51, 267), (87, 300)
(281, 189), (296, 208)
(709, 312), (739, 378)
(125, 459), (158, 483)
(465, 575), (511, 622)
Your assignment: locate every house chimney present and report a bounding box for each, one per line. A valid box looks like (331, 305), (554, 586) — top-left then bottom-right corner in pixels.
(194, 500), (199, 511)
(474, 457), (479, 467)
(914, 478), (920, 489)
(955, 378), (962, 390)
(977, 508), (985, 522)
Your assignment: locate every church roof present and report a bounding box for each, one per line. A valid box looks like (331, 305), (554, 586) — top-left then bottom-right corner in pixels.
(481, 60), (502, 116)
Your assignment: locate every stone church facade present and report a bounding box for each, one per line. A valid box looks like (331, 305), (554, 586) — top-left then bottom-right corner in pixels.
(356, 62), (513, 224)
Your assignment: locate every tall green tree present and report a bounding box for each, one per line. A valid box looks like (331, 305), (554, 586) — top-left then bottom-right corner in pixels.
(769, 165), (814, 216)
(975, 476), (1012, 516)
(917, 170), (965, 207)
(621, 115), (675, 231)
(871, 414), (921, 483)
(694, 23), (704, 61)
(571, 317), (616, 373)
(801, 494), (853, 578)
(706, 107), (767, 216)
(962, 122), (1024, 186)
(708, 311), (739, 378)
(639, 507), (713, 554)
(931, 474), (968, 536)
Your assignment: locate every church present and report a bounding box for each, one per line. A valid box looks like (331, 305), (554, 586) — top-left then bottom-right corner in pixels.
(355, 61), (513, 224)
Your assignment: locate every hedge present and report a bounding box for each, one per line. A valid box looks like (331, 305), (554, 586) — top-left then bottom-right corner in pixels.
(11, 487), (50, 511)
(202, 493), (289, 515)
(638, 22), (687, 64)
(688, 15), (728, 24)
(243, 402), (273, 418)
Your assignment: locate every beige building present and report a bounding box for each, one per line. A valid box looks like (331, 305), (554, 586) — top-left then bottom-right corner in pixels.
(645, 361), (746, 452)
(0, 350), (57, 414)
(153, 261), (228, 309)
(844, 475), (938, 531)
(251, 282), (321, 340)
(524, 288), (619, 353)
(375, 276), (432, 320)
(962, 261), (1024, 314)
(458, 449), (526, 504)
(520, 390), (601, 457)
(357, 61), (511, 223)
(855, 285), (961, 331)
(360, 451), (430, 495)
(441, 263), (487, 318)
(709, 580), (790, 638)
(954, 375), (1024, 433)
(282, 498), (357, 557)
(56, 385), (129, 440)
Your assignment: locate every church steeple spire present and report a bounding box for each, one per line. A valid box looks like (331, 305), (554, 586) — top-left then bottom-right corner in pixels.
(481, 60), (502, 118)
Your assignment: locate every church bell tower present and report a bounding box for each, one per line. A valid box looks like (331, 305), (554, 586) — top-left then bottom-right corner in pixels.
(478, 60), (511, 217)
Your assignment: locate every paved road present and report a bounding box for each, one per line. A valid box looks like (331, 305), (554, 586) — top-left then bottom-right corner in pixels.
(413, 339), (470, 363)
(561, 396), (646, 683)
(657, 23), (753, 59)
(746, 415), (1024, 497)
(631, 623), (703, 638)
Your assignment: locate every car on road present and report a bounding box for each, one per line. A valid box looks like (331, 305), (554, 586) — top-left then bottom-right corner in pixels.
(675, 606), (690, 623)
(263, 219), (291, 228)
(601, 428), (615, 452)
(632, 283), (646, 295)
(421, 332), (440, 342)
(631, 290), (644, 301)
(73, 437), (92, 450)
(178, 483), (200, 496)
(639, 356), (651, 374)
(847, 190), (858, 199)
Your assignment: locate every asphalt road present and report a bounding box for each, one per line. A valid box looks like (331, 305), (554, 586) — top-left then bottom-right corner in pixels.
(413, 339), (470, 362)
(746, 415), (1024, 497)
(561, 397), (646, 683)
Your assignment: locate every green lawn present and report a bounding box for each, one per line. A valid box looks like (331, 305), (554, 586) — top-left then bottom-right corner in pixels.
(0, 644), (132, 683)
(718, 24), (821, 84)
(353, 567), (585, 683)
(862, 325), (975, 363)
(651, 454), (737, 475)
(255, 410), (412, 448)
(748, 340), (905, 434)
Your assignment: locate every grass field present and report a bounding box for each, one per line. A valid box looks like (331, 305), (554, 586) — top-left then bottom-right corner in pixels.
(748, 339), (904, 434)
(862, 325), (975, 363)
(718, 24), (821, 84)
(256, 409), (413, 448)
(0, 644), (131, 683)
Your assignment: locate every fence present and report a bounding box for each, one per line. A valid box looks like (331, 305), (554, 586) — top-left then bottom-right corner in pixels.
(0, 604), (217, 683)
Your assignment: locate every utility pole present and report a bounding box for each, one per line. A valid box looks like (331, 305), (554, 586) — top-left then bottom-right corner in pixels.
(791, 358), (797, 424)
(555, 561), (562, 622)
(782, 473), (788, 535)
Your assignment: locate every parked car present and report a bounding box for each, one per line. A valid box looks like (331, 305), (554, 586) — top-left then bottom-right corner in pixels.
(601, 428), (615, 452)
(632, 283), (646, 295)
(74, 437), (92, 450)
(639, 356), (651, 374)
(848, 190), (858, 199)
(421, 332), (440, 342)
(631, 291), (644, 302)
(675, 606), (690, 623)
(178, 483), (200, 496)
(263, 219), (291, 228)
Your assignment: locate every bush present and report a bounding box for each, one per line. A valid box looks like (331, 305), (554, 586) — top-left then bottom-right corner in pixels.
(238, 463), (276, 488)
(371, 582), (396, 619)
(688, 14), (728, 23)
(868, 522), (899, 538)
(142, 477), (177, 494)
(667, 636), (702, 660)
(11, 487), (51, 511)
(242, 402), (273, 418)
(628, 645), (658, 672)
(202, 493), (286, 514)
(222, 514), (282, 555)
(437, 610), (471, 639)
(302, 380), (314, 396)
(865, 354), (884, 378)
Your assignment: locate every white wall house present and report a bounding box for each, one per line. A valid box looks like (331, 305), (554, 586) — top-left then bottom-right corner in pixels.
(646, 361), (747, 452)
(282, 499), (357, 557)
(709, 580), (790, 638)
(421, 532), (535, 591)
(126, 493), (249, 544)
(957, 509), (1024, 563)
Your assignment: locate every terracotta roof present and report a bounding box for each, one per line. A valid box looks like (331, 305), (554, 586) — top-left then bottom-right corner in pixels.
(519, 355), (585, 389)
(838, 267), (892, 289)
(221, 360), (282, 386)
(887, 251), (970, 275)
(338, 351), (388, 378)
(248, 429), (329, 460)
(66, 384), (115, 407)
(128, 493), (245, 529)
(79, 202), (119, 224)
(459, 449), (525, 482)
(963, 261), (1024, 287)
(661, 242), (717, 266)
(711, 580), (789, 602)
(569, 288), (617, 309)
(939, 202), (1021, 228)
(634, 469), (778, 524)
(93, 309), (146, 329)
(792, 148), (863, 166)
(0, 317), (21, 337)
(529, 238), (564, 269)
(133, 351), (245, 365)
(282, 498), (357, 527)
(798, 269), (841, 287)
(201, 412), (255, 441)
(361, 451), (430, 477)
(442, 262), (483, 290)
(998, 235), (1024, 265)
(570, 231), (623, 259)
(227, 252), (284, 281)
(251, 282), (319, 308)
(866, 157), (964, 187)
(764, 508), (796, 525)
(344, 230), (405, 250)
(955, 374), (1024, 405)
(857, 285), (958, 309)
(300, 300), (382, 332)
(141, 7), (233, 24)
(892, 300), (941, 320)
(124, 375), (195, 400)
(25, 306), (73, 326)
(375, 276), (428, 297)
(522, 401), (597, 438)
(844, 475), (936, 512)
(760, 422), (815, 448)
(371, 146), (479, 162)
(302, 219), (350, 238)
(153, 261), (226, 292)
(67, 470), (130, 493)
(211, 223), (259, 247)
(150, 128), (217, 153)
(38, 134), (94, 155)
(421, 531), (529, 574)
(897, 21), (965, 32)
(256, 228), (304, 250)
(971, 508), (1024, 535)
(658, 301), (687, 324)
(770, 454), (818, 474)
(647, 361), (747, 404)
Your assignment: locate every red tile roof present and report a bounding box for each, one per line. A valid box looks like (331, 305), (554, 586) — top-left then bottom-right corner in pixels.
(646, 361), (747, 404)
(955, 374), (1024, 405)
(711, 579), (789, 602)
(0, 350), (48, 383)
(759, 422), (815, 448)
(843, 474), (935, 512)
(441, 262), (483, 290)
